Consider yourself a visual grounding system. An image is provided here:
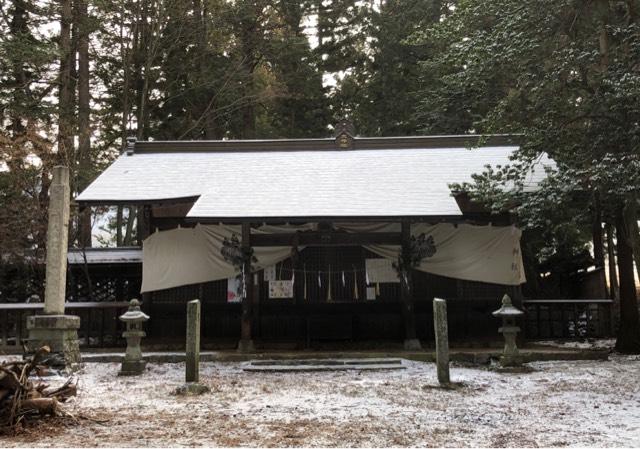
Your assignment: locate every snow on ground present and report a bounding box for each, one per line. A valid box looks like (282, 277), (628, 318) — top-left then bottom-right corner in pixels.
(534, 339), (616, 350)
(2, 356), (640, 447)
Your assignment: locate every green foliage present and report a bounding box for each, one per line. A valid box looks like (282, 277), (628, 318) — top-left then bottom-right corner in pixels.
(91, 0), (331, 143)
(413, 0), (640, 271)
(334, 0), (447, 136)
(221, 233), (258, 275)
(394, 233), (437, 274)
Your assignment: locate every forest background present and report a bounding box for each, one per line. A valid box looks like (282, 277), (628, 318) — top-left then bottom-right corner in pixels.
(1, 0), (639, 350)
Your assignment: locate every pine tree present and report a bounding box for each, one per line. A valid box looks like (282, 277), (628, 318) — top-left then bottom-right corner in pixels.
(414, 0), (640, 352)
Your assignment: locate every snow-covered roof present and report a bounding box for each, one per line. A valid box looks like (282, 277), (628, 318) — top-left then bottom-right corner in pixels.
(67, 247), (142, 265)
(76, 136), (552, 220)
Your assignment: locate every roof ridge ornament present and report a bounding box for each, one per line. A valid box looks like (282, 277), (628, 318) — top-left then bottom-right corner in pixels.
(334, 119), (355, 150)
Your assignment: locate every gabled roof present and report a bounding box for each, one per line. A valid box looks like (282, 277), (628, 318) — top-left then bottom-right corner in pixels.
(76, 135), (553, 221)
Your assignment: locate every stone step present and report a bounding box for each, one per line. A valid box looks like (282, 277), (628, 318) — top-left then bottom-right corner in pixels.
(242, 358), (406, 372)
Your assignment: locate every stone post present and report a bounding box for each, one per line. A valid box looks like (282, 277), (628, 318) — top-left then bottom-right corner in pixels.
(433, 298), (450, 385)
(186, 299), (201, 383)
(27, 166), (81, 369)
(44, 166), (70, 315)
(174, 299), (209, 395)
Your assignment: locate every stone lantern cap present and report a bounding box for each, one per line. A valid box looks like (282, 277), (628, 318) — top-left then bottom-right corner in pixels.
(119, 299), (150, 322)
(492, 294), (524, 318)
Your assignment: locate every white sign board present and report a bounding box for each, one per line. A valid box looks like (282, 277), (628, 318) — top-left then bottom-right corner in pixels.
(366, 287), (377, 300)
(365, 258), (399, 283)
(269, 280), (294, 298)
(227, 276), (242, 303)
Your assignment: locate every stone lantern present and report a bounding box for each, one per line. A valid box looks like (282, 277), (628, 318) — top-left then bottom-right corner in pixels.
(118, 299), (149, 376)
(492, 294), (524, 367)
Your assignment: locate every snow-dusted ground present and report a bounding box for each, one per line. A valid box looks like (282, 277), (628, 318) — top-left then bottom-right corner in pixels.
(534, 338), (617, 350)
(2, 356), (640, 447)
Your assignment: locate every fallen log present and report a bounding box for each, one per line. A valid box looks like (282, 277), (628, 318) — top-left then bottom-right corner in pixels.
(43, 378), (77, 401)
(19, 398), (59, 416)
(0, 346), (77, 435)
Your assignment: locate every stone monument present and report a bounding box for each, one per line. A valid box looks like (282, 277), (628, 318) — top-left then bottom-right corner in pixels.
(433, 297), (450, 384)
(27, 166), (81, 370)
(186, 299), (201, 383)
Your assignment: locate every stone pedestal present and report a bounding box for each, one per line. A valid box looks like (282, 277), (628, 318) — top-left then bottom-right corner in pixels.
(119, 329), (146, 376)
(26, 315), (81, 369)
(27, 166), (80, 371)
(403, 339), (422, 351)
(498, 325), (523, 367)
(237, 338), (255, 353)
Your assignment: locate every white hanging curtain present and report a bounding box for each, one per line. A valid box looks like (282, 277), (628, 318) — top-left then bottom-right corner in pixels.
(141, 224), (308, 293)
(344, 223), (526, 286)
(141, 222), (525, 293)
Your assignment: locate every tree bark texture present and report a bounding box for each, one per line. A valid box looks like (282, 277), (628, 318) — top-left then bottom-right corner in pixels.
(614, 204), (640, 353)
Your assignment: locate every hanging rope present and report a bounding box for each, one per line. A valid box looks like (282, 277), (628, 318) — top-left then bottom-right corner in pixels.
(271, 266), (372, 275)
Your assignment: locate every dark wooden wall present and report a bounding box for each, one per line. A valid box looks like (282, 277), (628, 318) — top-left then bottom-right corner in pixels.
(143, 246), (509, 345)
(67, 265), (142, 303)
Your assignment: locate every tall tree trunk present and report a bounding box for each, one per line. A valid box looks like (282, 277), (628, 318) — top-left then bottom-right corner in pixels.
(592, 193), (607, 296)
(76, 0), (92, 247)
(238, 1), (260, 139)
(606, 223), (619, 300)
(58, 0), (76, 166)
(133, 0), (145, 139)
(135, 0), (158, 140)
(626, 196), (640, 285)
(120, 0), (132, 145)
(598, 0), (610, 70)
(614, 203), (640, 353)
(194, 0), (219, 139)
(9, 0), (28, 137)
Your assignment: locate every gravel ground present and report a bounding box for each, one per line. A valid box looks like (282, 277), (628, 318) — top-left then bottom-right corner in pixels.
(1, 355), (639, 447)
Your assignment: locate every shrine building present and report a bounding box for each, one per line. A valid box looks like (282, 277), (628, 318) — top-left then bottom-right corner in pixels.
(72, 127), (553, 350)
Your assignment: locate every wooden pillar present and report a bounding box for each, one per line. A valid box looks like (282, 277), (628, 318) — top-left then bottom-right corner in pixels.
(139, 205), (153, 320)
(510, 284), (526, 342)
(509, 284), (524, 309)
(116, 206), (123, 247)
(238, 222), (255, 352)
(401, 221), (421, 350)
(137, 205), (151, 245)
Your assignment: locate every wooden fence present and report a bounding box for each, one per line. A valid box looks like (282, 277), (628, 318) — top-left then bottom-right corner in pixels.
(522, 299), (614, 339)
(0, 302), (130, 350)
(0, 298), (615, 350)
